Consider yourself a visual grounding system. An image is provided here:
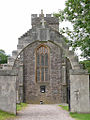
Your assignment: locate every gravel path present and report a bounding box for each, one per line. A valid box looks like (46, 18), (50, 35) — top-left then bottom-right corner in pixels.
(15, 104), (75, 120)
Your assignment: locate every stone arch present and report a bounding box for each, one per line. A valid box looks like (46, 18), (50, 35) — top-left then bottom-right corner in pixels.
(48, 40), (80, 69)
(13, 38), (90, 112)
(13, 40), (80, 104)
(13, 40), (80, 70)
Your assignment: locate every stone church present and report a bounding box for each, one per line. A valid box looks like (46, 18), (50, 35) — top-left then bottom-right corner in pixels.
(13, 10), (72, 104)
(0, 11), (89, 114)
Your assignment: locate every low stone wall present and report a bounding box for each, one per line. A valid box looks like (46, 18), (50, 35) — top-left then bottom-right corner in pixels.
(70, 69), (90, 113)
(0, 70), (17, 114)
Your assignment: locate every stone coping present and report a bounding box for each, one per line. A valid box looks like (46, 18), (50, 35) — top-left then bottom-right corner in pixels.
(69, 69), (89, 75)
(0, 70), (17, 76)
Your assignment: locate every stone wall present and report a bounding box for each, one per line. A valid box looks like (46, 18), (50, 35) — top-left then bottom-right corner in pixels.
(22, 41), (67, 104)
(70, 69), (90, 113)
(0, 70), (17, 114)
(31, 14), (59, 31)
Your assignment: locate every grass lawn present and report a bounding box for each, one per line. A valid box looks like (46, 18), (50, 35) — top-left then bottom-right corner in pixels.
(70, 113), (90, 120)
(0, 103), (28, 120)
(59, 105), (69, 111)
(0, 110), (15, 120)
(59, 105), (90, 120)
(17, 103), (28, 111)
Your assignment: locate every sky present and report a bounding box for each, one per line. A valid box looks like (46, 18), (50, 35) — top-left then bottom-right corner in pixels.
(0, 0), (68, 55)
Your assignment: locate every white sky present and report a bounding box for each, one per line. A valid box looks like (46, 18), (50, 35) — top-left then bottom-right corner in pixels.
(0, 0), (68, 55)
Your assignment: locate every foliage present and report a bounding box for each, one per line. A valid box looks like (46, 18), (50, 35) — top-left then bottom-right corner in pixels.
(0, 49), (8, 64)
(17, 103), (28, 111)
(80, 60), (90, 73)
(54, 0), (90, 58)
(0, 110), (15, 120)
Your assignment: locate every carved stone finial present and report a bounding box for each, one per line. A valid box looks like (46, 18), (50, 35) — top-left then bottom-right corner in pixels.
(40, 9), (44, 17)
(41, 9), (43, 15)
(40, 9), (45, 28)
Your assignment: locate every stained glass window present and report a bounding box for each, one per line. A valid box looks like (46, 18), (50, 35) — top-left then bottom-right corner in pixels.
(37, 68), (40, 82)
(41, 67), (44, 81)
(45, 53), (48, 66)
(36, 45), (49, 82)
(41, 54), (44, 66)
(37, 54), (40, 67)
(45, 68), (48, 81)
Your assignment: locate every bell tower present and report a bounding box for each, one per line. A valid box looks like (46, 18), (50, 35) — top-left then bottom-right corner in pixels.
(31, 10), (59, 31)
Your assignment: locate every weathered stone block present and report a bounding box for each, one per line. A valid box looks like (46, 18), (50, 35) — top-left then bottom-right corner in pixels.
(70, 69), (90, 113)
(0, 70), (17, 114)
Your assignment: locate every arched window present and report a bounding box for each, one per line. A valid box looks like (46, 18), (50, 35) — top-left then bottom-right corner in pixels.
(36, 45), (49, 82)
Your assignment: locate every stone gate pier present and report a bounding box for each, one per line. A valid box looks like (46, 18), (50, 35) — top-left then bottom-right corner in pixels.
(70, 69), (90, 113)
(0, 11), (90, 114)
(0, 70), (17, 114)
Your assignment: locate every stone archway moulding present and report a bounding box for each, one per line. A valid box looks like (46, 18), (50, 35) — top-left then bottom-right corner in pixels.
(13, 40), (80, 70)
(13, 40), (90, 113)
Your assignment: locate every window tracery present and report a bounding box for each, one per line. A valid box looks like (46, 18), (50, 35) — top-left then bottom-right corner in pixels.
(36, 45), (49, 82)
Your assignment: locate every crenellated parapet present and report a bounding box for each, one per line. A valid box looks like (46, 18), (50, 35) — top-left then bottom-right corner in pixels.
(31, 10), (59, 31)
(3, 11), (84, 70)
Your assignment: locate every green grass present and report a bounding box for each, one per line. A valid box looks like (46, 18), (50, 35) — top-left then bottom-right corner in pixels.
(17, 103), (28, 111)
(0, 103), (27, 120)
(70, 113), (90, 120)
(0, 110), (15, 120)
(59, 105), (90, 120)
(59, 105), (69, 111)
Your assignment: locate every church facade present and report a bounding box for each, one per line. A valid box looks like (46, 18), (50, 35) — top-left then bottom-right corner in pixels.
(13, 11), (72, 104)
(0, 11), (90, 114)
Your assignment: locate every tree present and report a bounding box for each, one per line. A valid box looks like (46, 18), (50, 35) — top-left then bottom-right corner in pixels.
(54, 0), (90, 58)
(80, 60), (90, 73)
(0, 49), (8, 64)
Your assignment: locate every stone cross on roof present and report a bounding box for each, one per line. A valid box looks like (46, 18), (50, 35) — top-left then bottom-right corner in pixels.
(41, 9), (44, 16)
(40, 10), (46, 28)
(41, 18), (46, 28)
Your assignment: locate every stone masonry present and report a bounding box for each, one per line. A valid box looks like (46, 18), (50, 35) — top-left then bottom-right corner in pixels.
(13, 11), (71, 104)
(0, 10), (89, 113)
(0, 70), (17, 114)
